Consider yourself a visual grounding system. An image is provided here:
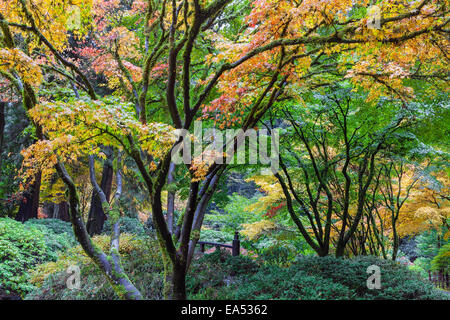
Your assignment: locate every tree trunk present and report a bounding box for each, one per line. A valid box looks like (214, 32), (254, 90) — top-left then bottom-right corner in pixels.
(186, 170), (223, 269)
(172, 262), (187, 300)
(58, 201), (70, 222)
(55, 161), (143, 300)
(86, 155), (114, 235)
(166, 162), (176, 234)
(0, 101), (5, 171)
(391, 211), (399, 260)
(391, 229), (399, 260)
(318, 247), (329, 257)
(16, 171), (41, 222)
(335, 244), (345, 257)
(52, 202), (59, 219)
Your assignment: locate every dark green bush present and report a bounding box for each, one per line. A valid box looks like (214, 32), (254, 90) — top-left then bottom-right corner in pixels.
(24, 219), (77, 260)
(0, 218), (55, 296)
(102, 217), (148, 237)
(187, 250), (260, 299)
(25, 218), (74, 235)
(234, 266), (353, 300)
(256, 242), (297, 266)
(289, 256), (446, 300)
(199, 229), (234, 243)
(188, 253), (447, 300)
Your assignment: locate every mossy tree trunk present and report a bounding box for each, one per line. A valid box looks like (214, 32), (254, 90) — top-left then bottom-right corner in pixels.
(0, 101), (5, 172)
(87, 148), (114, 235)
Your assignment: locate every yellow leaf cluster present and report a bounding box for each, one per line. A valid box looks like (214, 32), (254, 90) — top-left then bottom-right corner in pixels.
(1, 0), (93, 51)
(20, 99), (176, 184)
(0, 48), (42, 87)
(245, 174), (284, 213)
(241, 219), (276, 240)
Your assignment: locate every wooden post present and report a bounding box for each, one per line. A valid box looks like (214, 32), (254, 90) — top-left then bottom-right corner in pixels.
(200, 243), (205, 253)
(232, 231), (240, 257)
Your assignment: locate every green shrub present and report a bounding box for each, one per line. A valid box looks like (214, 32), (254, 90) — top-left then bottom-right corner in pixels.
(289, 256), (446, 300)
(25, 218), (74, 236)
(24, 240), (448, 300)
(199, 229), (234, 243)
(102, 217), (148, 237)
(416, 230), (440, 259)
(234, 266), (353, 300)
(26, 233), (164, 300)
(431, 243), (450, 273)
(410, 229), (449, 275)
(256, 241), (298, 266)
(204, 194), (262, 233)
(187, 253), (447, 300)
(186, 250), (260, 299)
(413, 256), (432, 273)
(408, 264), (428, 279)
(0, 218), (53, 296)
(24, 219), (77, 260)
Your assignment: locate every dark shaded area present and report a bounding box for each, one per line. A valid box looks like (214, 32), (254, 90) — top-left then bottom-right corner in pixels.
(15, 171), (41, 222)
(86, 155), (114, 235)
(399, 236), (419, 262)
(0, 102), (38, 218)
